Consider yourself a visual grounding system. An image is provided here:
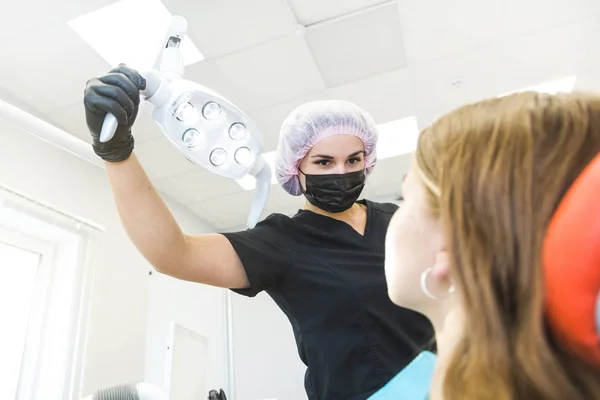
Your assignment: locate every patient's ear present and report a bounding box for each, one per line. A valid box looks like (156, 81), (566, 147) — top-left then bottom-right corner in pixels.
(431, 249), (451, 281)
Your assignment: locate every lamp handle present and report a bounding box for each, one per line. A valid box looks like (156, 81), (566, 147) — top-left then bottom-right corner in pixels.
(98, 113), (118, 143)
(246, 157), (271, 229)
(98, 69), (162, 143)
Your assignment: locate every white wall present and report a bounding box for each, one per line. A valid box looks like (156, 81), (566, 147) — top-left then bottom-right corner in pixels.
(231, 293), (307, 400)
(0, 118), (225, 397)
(145, 198), (228, 394)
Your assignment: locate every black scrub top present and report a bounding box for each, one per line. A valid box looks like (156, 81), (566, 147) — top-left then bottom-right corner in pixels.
(222, 200), (434, 400)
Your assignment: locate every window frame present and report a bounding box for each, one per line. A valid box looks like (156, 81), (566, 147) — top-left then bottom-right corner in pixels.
(0, 187), (100, 400)
(0, 226), (53, 400)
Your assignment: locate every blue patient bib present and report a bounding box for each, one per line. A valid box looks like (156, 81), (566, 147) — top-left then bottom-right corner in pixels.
(367, 351), (436, 400)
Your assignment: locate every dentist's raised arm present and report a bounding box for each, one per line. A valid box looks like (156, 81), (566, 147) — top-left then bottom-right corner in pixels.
(83, 65), (250, 289)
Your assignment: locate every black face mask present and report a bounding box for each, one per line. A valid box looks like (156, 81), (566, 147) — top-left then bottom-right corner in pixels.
(299, 169), (366, 213)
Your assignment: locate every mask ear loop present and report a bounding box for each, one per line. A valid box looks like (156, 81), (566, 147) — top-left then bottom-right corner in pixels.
(420, 268), (455, 300)
(297, 167), (307, 195)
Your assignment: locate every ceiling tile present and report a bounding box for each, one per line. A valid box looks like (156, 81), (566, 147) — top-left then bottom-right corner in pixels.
(165, 0), (297, 59)
(215, 34), (326, 110)
(133, 103), (165, 143)
(172, 200), (226, 231)
(159, 192), (214, 229)
(0, 24), (110, 114)
(220, 223), (250, 233)
(306, 3), (406, 87)
(410, 17), (600, 125)
(188, 191), (254, 225)
(185, 60), (252, 112)
(212, 220), (231, 231)
(134, 135), (199, 180)
(247, 91), (330, 151)
(152, 169), (244, 204)
(398, 0), (599, 65)
(327, 68), (415, 124)
(263, 184), (294, 207)
(288, 0), (389, 25)
(0, 86), (54, 130)
(248, 68), (416, 153)
(48, 103), (91, 144)
(0, 81), (56, 121)
(260, 185), (304, 217)
(218, 215), (252, 231)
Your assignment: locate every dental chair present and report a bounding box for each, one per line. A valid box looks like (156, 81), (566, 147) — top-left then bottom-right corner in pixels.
(544, 152), (600, 363)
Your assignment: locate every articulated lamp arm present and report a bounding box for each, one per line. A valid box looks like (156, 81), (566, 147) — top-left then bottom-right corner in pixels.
(98, 16), (270, 229)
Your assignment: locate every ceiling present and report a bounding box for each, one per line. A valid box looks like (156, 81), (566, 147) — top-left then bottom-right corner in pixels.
(0, 0), (599, 231)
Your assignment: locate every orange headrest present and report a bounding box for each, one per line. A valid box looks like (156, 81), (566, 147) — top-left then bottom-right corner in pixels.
(543, 152), (600, 362)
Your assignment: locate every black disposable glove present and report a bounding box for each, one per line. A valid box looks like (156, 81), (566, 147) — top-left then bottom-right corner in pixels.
(84, 64), (146, 162)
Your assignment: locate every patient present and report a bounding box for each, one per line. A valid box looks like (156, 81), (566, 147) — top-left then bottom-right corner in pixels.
(385, 92), (600, 399)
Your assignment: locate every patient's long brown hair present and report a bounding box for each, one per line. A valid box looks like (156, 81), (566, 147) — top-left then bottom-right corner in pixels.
(415, 91), (600, 399)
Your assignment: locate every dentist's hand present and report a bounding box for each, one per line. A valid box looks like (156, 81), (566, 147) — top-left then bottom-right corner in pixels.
(84, 64), (146, 162)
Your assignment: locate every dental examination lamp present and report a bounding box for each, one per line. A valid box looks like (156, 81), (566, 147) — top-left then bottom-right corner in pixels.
(100, 16), (270, 229)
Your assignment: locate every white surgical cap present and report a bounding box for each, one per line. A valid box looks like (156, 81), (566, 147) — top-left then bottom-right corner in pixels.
(275, 100), (379, 196)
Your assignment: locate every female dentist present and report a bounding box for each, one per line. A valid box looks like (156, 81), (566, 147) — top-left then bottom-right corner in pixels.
(83, 65), (433, 400)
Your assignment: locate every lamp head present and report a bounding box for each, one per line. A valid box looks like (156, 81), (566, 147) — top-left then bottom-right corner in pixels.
(97, 13), (271, 229)
(148, 78), (263, 180)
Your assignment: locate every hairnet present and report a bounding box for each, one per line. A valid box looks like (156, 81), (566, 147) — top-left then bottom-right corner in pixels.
(275, 100), (379, 196)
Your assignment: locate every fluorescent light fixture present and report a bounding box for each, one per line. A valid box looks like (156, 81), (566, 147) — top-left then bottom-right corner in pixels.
(375, 117), (420, 160)
(236, 116), (419, 191)
(68, 0), (204, 70)
(499, 75), (577, 97)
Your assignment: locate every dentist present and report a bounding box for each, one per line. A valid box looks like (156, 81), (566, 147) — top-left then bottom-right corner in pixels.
(83, 65), (433, 400)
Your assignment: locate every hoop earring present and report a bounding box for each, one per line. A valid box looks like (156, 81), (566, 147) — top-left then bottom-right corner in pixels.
(420, 268), (455, 300)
